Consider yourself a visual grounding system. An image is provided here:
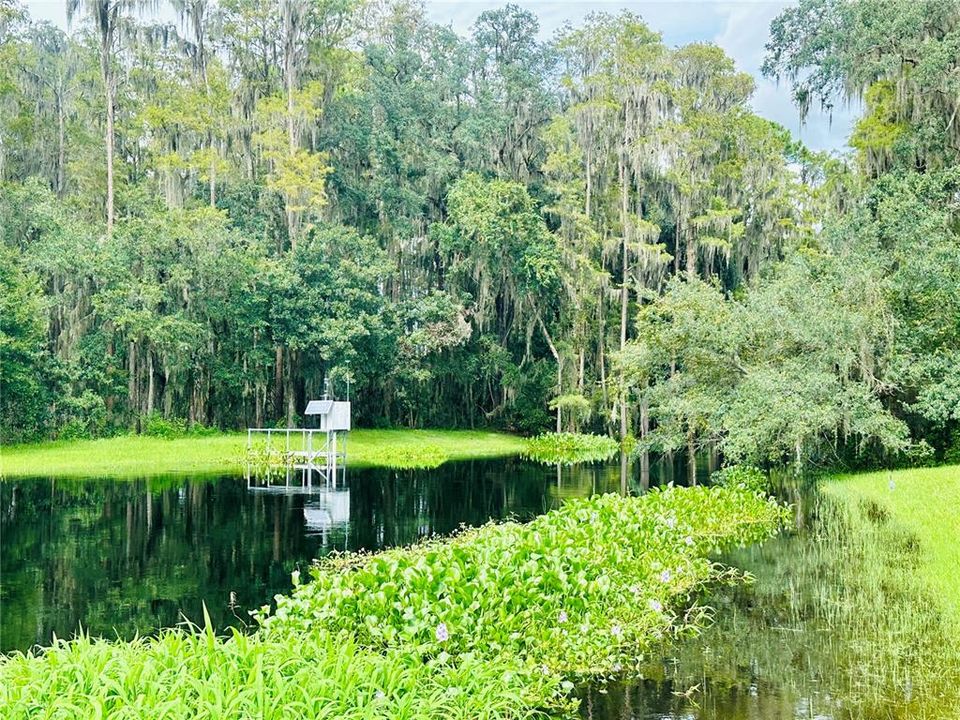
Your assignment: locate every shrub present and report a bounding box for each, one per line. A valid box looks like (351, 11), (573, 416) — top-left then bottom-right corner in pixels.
(141, 414), (187, 438)
(711, 464), (769, 493)
(523, 432), (619, 465)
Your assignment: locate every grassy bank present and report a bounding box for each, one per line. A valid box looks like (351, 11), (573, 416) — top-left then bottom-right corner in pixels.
(0, 486), (786, 718)
(0, 429), (527, 479)
(825, 464), (960, 634)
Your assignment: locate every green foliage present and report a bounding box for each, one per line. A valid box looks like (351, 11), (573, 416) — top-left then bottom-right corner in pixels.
(524, 432), (619, 465)
(764, 0), (960, 172)
(262, 486), (786, 675)
(0, 245), (51, 442)
(0, 487), (785, 718)
(0, 625), (558, 720)
(710, 465), (769, 494)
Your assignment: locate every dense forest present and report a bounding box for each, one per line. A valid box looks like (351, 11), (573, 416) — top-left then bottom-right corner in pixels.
(1, 0), (959, 473)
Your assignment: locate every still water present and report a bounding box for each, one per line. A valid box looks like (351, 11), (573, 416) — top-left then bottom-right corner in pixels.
(3, 455), (956, 719)
(2, 454), (712, 654)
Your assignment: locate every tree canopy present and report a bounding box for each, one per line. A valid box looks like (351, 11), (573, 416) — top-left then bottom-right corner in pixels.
(1, 0), (958, 475)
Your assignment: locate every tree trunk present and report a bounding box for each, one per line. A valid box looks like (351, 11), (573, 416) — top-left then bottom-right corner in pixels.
(685, 224), (697, 279)
(56, 91), (66, 197)
(146, 350), (155, 417)
(101, 34), (115, 236)
(284, 9), (299, 252)
(618, 158), (629, 443)
(273, 346), (283, 421)
(687, 432), (697, 486)
(640, 395), (650, 490)
(537, 313), (562, 433)
(128, 341), (137, 427)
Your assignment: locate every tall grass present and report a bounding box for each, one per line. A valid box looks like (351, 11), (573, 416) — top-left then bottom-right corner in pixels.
(0, 486), (786, 718)
(826, 464), (960, 634)
(607, 481), (960, 720)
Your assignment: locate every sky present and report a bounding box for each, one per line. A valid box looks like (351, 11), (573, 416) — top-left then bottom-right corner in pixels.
(24, 0), (856, 152)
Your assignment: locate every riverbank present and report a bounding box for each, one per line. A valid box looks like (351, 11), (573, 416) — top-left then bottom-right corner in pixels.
(0, 429), (527, 479)
(0, 485), (787, 719)
(825, 464), (960, 634)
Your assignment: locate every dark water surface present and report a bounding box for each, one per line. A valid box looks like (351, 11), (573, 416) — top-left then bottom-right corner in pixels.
(5, 454), (956, 719)
(1, 456), (663, 653)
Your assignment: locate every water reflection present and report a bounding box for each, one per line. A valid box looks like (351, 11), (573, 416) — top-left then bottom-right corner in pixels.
(0, 457), (633, 653)
(579, 482), (960, 720)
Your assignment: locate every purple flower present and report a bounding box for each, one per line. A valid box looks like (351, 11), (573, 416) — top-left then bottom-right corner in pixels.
(558, 610), (568, 623)
(435, 622), (449, 642)
(684, 536), (694, 547)
(649, 598), (663, 612)
(660, 569), (672, 583)
(665, 516), (677, 529)
(611, 625), (623, 638)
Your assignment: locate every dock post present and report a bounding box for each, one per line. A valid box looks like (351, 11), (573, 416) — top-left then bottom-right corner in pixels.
(331, 432), (338, 488)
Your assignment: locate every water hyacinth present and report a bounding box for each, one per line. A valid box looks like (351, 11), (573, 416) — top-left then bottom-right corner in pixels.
(1, 485), (787, 720)
(264, 486), (786, 675)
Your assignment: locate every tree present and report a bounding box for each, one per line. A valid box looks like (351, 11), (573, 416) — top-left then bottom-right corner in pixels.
(67, 1), (148, 233)
(0, 245), (51, 441)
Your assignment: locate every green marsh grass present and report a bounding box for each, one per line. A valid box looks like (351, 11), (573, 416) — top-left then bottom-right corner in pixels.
(615, 480), (960, 720)
(0, 429), (527, 479)
(825, 464), (960, 635)
(0, 486), (785, 718)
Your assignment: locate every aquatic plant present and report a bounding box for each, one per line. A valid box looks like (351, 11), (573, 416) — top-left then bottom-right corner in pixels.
(523, 433), (620, 465)
(261, 486), (787, 676)
(0, 486), (786, 718)
(710, 464), (769, 493)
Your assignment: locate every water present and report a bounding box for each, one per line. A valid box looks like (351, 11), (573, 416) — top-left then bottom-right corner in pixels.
(580, 482), (960, 720)
(1, 457), (639, 653)
(5, 455), (955, 719)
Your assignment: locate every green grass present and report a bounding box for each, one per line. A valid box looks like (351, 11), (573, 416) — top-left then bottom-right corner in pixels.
(0, 486), (786, 719)
(0, 429), (527, 479)
(825, 464), (960, 635)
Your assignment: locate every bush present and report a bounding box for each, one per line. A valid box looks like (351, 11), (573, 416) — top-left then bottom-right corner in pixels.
(944, 433), (960, 465)
(57, 391), (107, 440)
(523, 432), (619, 465)
(141, 414), (187, 438)
(711, 464), (769, 493)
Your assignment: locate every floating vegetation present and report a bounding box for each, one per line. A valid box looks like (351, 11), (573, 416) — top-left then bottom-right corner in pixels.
(523, 432), (620, 465)
(0, 486), (785, 718)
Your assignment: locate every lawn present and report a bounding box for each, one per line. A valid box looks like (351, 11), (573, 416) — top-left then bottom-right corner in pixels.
(0, 429), (527, 479)
(824, 464), (960, 634)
